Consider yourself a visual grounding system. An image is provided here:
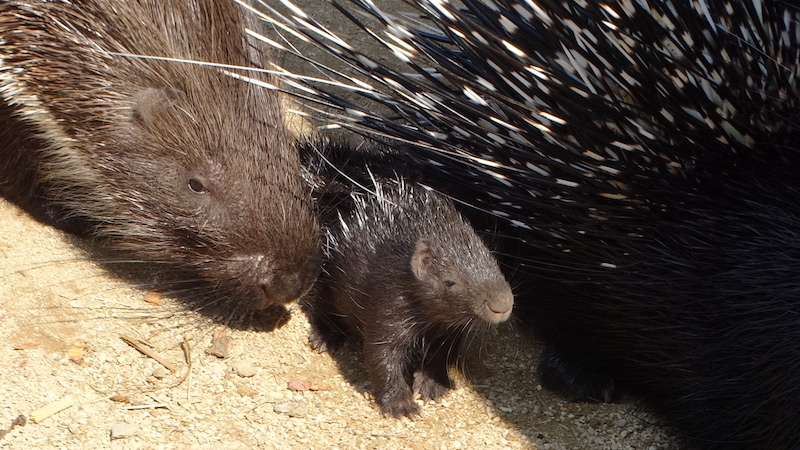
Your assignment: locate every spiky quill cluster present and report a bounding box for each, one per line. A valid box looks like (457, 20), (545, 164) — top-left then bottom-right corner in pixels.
(251, 0), (799, 262)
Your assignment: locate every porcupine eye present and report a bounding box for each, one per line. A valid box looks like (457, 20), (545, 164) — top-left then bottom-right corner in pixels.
(444, 280), (456, 288)
(187, 178), (208, 195)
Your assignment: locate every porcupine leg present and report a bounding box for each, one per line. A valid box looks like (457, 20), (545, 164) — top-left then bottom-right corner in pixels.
(362, 330), (420, 418)
(302, 285), (349, 353)
(412, 334), (457, 402)
(307, 313), (348, 353)
(538, 343), (617, 402)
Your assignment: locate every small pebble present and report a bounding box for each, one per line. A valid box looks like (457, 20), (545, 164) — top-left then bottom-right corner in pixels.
(287, 380), (311, 391)
(233, 360), (256, 377)
(205, 330), (232, 358)
(236, 383), (258, 397)
(109, 395), (130, 403)
(109, 423), (139, 439)
(274, 400), (308, 418)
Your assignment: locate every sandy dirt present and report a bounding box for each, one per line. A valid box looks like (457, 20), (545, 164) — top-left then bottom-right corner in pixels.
(0, 198), (678, 449)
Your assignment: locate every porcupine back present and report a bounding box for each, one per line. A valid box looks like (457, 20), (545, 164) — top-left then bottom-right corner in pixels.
(0, 0), (321, 313)
(252, 0), (800, 447)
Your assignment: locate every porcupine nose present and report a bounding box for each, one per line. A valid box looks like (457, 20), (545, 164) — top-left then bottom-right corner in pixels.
(253, 254), (321, 309)
(485, 284), (514, 324)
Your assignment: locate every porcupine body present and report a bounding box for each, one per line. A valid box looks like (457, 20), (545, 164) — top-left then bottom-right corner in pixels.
(252, 0), (800, 447)
(0, 0), (321, 313)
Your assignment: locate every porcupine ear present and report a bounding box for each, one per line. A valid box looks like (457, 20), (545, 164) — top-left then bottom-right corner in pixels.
(411, 239), (434, 281)
(131, 87), (185, 131)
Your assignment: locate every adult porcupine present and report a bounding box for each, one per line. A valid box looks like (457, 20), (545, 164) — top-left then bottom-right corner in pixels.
(252, 0), (800, 447)
(0, 0), (321, 314)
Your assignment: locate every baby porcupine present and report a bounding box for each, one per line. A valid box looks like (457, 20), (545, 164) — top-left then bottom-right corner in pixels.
(300, 141), (513, 418)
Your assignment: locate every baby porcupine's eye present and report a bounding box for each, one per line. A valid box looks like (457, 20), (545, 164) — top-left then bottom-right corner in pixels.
(444, 280), (456, 288)
(187, 178), (208, 195)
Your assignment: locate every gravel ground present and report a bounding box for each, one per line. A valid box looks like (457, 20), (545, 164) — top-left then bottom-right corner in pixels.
(0, 198), (679, 449)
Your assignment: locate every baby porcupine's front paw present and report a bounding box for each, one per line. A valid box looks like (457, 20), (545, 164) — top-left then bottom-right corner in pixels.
(412, 371), (450, 403)
(378, 394), (421, 419)
(308, 325), (346, 354)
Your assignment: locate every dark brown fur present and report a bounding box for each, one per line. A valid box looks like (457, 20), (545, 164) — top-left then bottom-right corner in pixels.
(0, 0), (320, 311)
